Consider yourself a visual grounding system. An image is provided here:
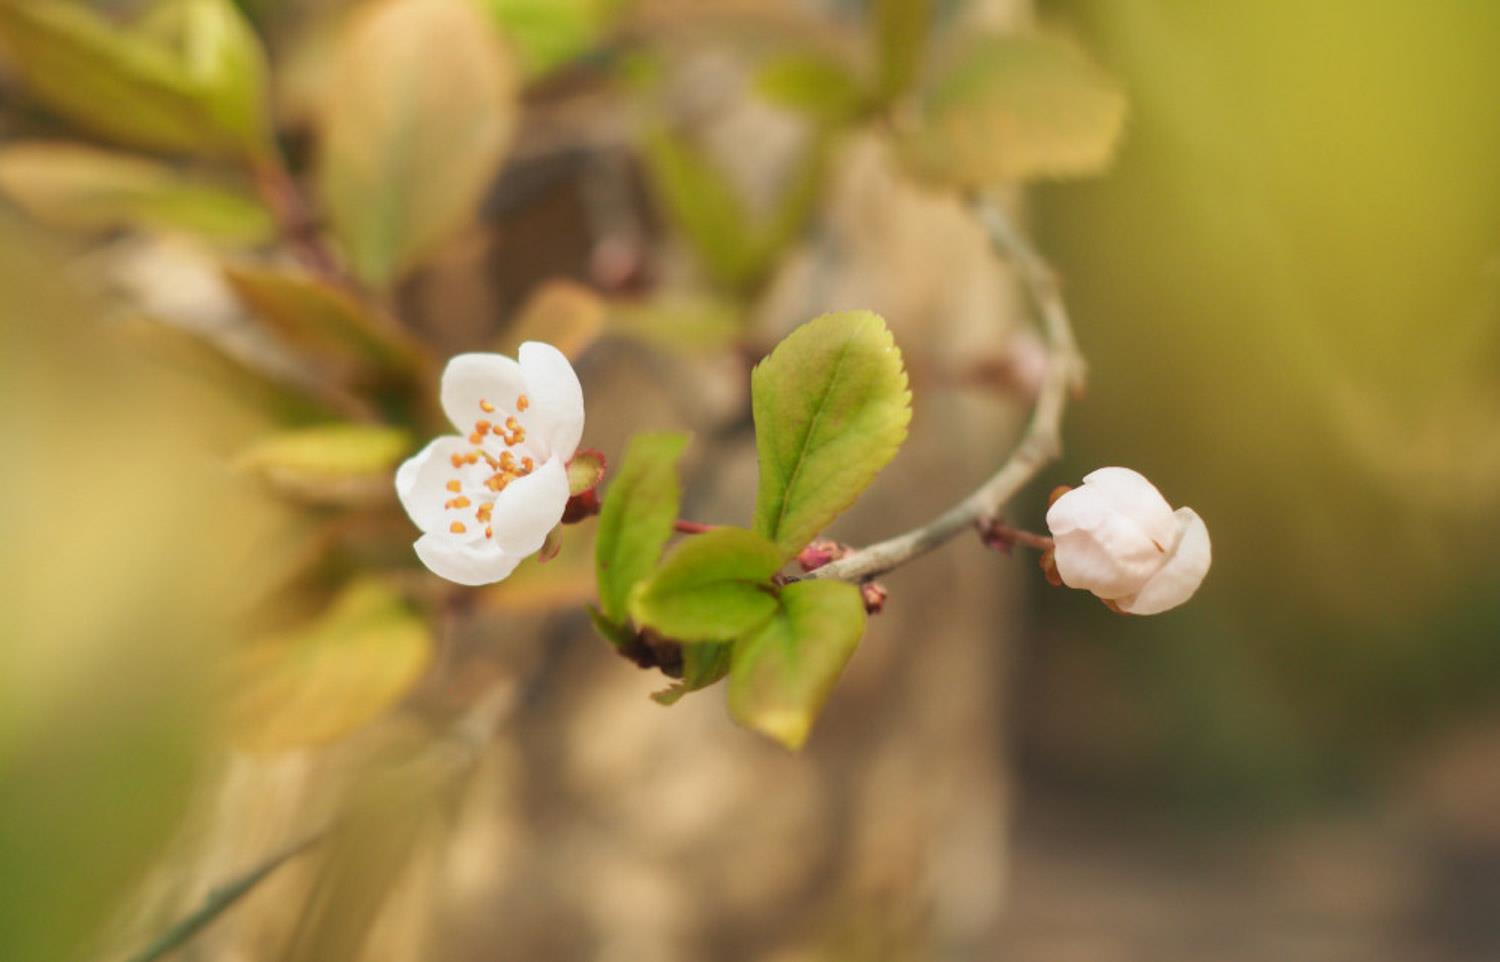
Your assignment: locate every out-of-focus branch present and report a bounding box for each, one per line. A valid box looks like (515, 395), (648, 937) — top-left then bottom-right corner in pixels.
(251, 154), (346, 286)
(808, 194), (1086, 583)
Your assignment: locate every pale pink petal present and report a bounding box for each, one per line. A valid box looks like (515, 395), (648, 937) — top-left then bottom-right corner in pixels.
(488, 455), (569, 556)
(1079, 467), (1180, 552)
(519, 341), (584, 461)
(441, 353), (527, 436)
(413, 535), (522, 586)
(1117, 508), (1212, 615)
(1047, 484), (1166, 598)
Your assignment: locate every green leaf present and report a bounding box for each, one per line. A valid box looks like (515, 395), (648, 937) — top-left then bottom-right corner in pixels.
(224, 263), (418, 373)
(755, 52), (868, 124)
(0, 0), (272, 158)
(566, 449), (607, 496)
(629, 528), (783, 643)
(641, 126), (758, 292)
(238, 423), (411, 505)
(652, 641), (732, 705)
(902, 31), (1128, 186)
(478, 0), (620, 78)
(588, 604), (636, 649)
(873, 0), (932, 102)
(231, 579), (434, 752)
(318, 0), (519, 289)
(751, 310), (911, 559)
(594, 431), (689, 623)
(0, 142), (273, 243)
(729, 579), (866, 750)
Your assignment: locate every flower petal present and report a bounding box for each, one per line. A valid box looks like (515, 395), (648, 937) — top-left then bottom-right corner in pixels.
(1047, 483), (1166, 598)
(441, 352), (527, 436)
(1117, 508), (1211, 615)
(519, 341), (584, 461)
(488, 454), (569, 556)
(413, 535), (522, 586)
(1079, 467), (1179, 552)
(395, 435), (477, 535)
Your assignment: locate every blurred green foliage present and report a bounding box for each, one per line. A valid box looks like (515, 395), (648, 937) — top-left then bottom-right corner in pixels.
(1035, 0), (1500, 810)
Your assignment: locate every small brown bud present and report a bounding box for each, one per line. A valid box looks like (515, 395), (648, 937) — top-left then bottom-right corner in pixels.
(860, 581), (888, 615)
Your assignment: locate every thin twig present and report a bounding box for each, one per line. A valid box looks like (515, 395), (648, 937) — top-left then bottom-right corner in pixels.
(808, 194), (1086, 583)
(673, 519), (718, 534)
(250, 154), (346, 286)
(121, 830), (326, 962)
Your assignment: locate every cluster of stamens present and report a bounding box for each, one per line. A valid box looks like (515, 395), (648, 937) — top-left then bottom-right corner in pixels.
(444, 394), (533, 539)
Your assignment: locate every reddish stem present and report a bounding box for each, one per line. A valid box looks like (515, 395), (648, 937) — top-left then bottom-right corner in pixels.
(673, 520), (717, 534)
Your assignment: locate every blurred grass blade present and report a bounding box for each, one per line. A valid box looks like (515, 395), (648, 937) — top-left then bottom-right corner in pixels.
(319, 0), (519, 289)
(0, 0), (273, 158)
(279, 732), (473, 962)
(0, 142), (273, 243)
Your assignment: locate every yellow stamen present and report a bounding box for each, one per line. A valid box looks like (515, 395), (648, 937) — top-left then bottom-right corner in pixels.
(516, 393), (530, 412)
(446, 480), (461, 492)
(479, 399), (495, 413)
(450, 521), (467, 534)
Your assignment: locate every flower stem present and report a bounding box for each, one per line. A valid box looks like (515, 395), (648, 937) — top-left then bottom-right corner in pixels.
(673, 519), (718, 534)
(808, 194), (1085, 583)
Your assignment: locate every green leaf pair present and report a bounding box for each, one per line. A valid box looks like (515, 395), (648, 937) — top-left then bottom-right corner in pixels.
(593, 311), (910, 749)
(0, 0), (273, 159)
(624, 522), (867, 751)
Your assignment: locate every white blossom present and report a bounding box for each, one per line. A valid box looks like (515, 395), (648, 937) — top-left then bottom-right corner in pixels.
(1045, 467), (1210, 615)
(396, 344), (584, 585)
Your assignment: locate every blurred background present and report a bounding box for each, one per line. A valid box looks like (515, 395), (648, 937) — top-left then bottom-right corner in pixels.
(1, 0), (1497, 960)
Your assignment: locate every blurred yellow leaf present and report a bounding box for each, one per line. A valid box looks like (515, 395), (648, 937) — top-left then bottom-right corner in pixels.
(225, 262), (421, 375)
(901, 31), (1128, 185)
(0, 142), (273, 243)
(232, 579), (434, 752)
(606, 292), (743, 353)
(319, 0), (519, 289)
(500, 278), (606, 359)
(238, 423), (411, 505)
(0, 0), (273, 158)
